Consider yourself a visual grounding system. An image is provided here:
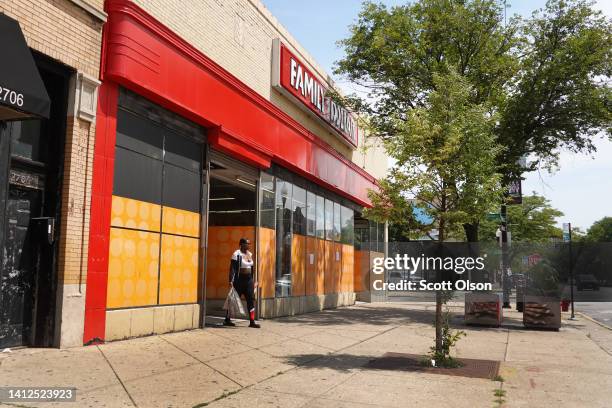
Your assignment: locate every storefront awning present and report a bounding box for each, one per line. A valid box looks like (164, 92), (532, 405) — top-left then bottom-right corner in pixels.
(0, 13), (50, 120)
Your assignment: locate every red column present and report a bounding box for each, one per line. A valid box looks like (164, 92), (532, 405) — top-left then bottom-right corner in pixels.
(83, 81), (118, 345)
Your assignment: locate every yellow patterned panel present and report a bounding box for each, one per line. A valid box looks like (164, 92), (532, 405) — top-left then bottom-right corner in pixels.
(111, 195), (161, 232)
(162, 206), (200, 238)
(107, 228), (160, 309)
(159, 235), (199, 305)
(206, 226), (256, 299)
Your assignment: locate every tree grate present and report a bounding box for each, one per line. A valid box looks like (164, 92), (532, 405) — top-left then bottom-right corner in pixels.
(365, 352), (500, 380)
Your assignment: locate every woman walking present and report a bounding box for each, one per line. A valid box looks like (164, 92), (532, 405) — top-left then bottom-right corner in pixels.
(224, 238), (260, 328)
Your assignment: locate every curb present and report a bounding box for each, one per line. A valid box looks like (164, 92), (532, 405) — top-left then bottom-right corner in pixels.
(577, 312), (612, 331)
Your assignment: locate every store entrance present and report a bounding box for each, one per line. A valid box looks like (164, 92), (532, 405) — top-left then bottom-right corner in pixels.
(0, 55), (70, 348)
(204, 152), (257, 323)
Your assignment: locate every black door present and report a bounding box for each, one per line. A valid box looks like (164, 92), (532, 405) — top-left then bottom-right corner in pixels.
(0, 55), (70, 348)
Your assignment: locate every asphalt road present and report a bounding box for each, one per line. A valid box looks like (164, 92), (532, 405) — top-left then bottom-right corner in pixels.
(563, 286), (612, 327)
(576, 302), (612, 327)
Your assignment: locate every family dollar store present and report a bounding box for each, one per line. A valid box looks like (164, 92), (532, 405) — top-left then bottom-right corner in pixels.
(82, 0), (390, 344)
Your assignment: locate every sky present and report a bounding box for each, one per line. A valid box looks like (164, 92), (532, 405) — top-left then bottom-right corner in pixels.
(261, 0), (612, 231)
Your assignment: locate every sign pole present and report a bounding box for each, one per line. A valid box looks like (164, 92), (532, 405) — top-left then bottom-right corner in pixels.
(569, 223), (575, 319)
(501, 203), (511, 308)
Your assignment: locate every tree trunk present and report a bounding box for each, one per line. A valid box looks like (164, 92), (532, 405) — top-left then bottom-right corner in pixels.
(463, 222), (479, 242)
(435, 290), (442, 354)
(436, 196), (446, 355)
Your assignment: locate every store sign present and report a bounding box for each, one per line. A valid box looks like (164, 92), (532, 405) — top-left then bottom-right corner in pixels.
(272, 39), (358, 148)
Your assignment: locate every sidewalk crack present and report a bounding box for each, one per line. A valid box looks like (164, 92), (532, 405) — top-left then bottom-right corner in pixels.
(503, 328), (510, 362)
(158, 335), (245, 388)
(97, 345), (138, 407)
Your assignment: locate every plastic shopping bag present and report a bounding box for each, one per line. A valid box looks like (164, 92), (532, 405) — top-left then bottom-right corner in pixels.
(223, 287), (246, 317)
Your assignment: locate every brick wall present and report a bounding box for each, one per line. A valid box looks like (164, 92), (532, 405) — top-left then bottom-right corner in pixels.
(0, 0), (103, 77)
(0, 0), (104, 346)
(131, 0), (387, 178)
(58, 116), (96, 285)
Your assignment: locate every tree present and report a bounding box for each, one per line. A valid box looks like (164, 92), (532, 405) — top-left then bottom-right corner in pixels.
(498, 0), (612, 179)
(366, 70), (503, 361)
(480, 193), (564, 242)
(336, 0), (612, 240)
(585, 217), (612, 242)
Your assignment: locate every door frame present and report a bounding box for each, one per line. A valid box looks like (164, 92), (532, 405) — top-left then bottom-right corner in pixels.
(200, 149), (260, 325)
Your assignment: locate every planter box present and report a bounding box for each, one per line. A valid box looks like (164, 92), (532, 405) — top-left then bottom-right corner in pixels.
(523, 295), (561, 330)
(464, 293), (503, 326)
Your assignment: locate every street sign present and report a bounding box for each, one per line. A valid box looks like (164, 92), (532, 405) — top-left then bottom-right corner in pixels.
(486, 213), (502, 221)
(563, 223), (571, 242)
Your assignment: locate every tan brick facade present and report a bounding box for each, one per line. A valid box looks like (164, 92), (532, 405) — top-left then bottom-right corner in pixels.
(131, 0), (388, 179)
(0, 0), (105, 347)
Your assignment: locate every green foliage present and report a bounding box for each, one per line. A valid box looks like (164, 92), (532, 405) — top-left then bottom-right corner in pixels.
(368, 70), (504, 241)
(336, 0), (612, 181)
(336, 0), (519, 138)
(584, 217), (612, 242)
(479, 193), (564, 242)
(498, 0), (612, 177)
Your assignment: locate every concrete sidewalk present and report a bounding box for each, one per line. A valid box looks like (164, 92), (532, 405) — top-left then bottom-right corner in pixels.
(1, 302), (611, 408)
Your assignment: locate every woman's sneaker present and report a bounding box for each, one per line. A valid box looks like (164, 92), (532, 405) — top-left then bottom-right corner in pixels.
(249, 321), (260, 328)
(223, 319), (236, 327)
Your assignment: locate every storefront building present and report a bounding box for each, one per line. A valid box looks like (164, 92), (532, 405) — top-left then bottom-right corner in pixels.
(0, 0), (106, 348)
(83, 0), (389, 344)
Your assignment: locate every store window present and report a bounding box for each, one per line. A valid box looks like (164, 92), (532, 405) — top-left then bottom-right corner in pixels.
(292, 185), (306, 235)
(333, 202), (341, 242)
(341, 206), (354, 245)
(108, 100), (203, 309)
(324, 198), (333, 240)
(276, 179), (292, 297)
(260, 172), (275, 229)
(354, 216), (369, 250)
(306, 191), (316, 236)
(316, 195), (325, 239)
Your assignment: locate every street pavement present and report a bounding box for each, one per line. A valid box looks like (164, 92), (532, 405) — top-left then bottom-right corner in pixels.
(577, 302), (612, 327)
(0, 302), (611, 408)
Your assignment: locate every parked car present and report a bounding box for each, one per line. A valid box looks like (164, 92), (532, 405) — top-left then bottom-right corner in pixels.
(575, 274), (600, 291)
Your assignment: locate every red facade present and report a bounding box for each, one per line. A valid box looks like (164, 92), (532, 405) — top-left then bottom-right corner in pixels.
(84, 0), (378, 344)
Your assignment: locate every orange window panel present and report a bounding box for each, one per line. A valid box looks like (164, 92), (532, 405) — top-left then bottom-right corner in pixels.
(206, 226), (256, 300)
(315, 238), (326, 295)
(162, 206), (200, 238)
(324, 240), (334, 294)
(354, 250), (369, 292)
(342, 244), (354, 293)
(305, 236), (317, 295)
(257, 227), (275, 299)
(110, 195), (161, 232)
(333, 242), (342, 293)
(159, 235), (199, 305)
(291, 234), (306, 297)
(107, 228), (160, 309)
